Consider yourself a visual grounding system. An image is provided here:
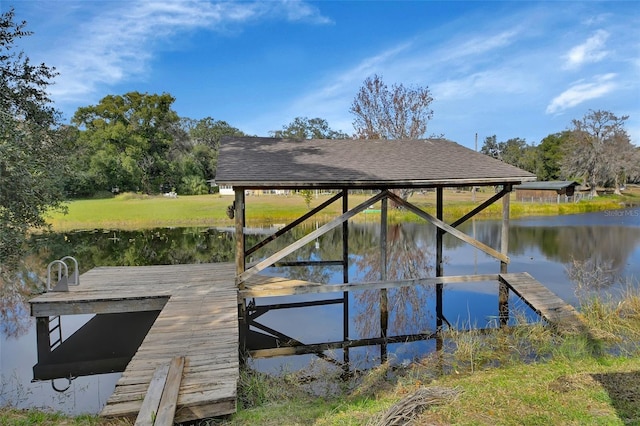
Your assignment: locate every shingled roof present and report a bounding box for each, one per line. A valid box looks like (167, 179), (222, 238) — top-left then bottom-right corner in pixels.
(215, 137), (536, 189)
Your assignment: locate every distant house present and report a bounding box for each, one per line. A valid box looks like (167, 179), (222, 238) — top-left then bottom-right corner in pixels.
(206, 179), (234, 195)
(514, 181), (580, 203)
(218, 184), (234, 196)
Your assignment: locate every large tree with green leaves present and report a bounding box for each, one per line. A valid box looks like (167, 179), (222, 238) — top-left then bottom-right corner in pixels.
(72, 92), (180, 194)
(561, 110), (637, 196)
(480, 135), (537, 174)
(0, 9), (66, 274)
(536, 132), (569, 181)
(171, 117), (245, 194)
(350, 74), (434, 139)
(270, 116), (349, 139)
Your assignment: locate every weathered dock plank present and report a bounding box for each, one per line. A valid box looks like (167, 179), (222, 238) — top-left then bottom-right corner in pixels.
(499, 272), (585, 332)
(30, 263), (239, 423)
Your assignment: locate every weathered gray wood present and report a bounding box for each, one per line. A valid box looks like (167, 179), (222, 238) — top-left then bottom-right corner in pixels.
(499, 186), (511, 323)
(235, 189), (246, 287)
(499, 272), (584, 331)
(240, 274), (500, 298)
(29, 264), (238, 423)
(500, 185), (511, 274)
(153, 356), (184, 426)
(386, 191), (509, 263)
(134, 361), (171, 426)
(31, 297), (168, 317)
(450, 187), (510, 229)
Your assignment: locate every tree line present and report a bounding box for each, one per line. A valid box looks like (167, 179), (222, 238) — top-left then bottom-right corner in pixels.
(480, 110), (639, 197)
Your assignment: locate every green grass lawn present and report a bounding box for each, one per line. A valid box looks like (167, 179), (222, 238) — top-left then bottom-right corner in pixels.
(45, 188), (639, 231)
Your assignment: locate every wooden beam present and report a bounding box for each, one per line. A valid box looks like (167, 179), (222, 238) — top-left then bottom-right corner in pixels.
(380, 197), (388, 361)
(341, 190), (350, 366)
(450, 187), (510, 228)
(220, 178), (533, 190)
(153, 356), (185, 426)
(234, 189), (246, 287)
(236, 191), (388, 284)
(274, 260), (343, 267)
(135, 361), (171, 425)
(249, 331), (440, 359)
(386, 191), (509, 263)
(31, 297), (169, 317)
(501, 184), (511, 273)
(499, 185), (512, 325)
(240, 274), (500, 298)
(436, 187), (444, 336)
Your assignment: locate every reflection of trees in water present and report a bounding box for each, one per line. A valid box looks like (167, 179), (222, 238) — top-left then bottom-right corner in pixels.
(459, 221), (640, 277)
(0, 254), (45, 339)
(567, 258), (622, 297)
(27, 228), (238, 273)
(353, 224), (436, 338)
(0, 292), (31, 339)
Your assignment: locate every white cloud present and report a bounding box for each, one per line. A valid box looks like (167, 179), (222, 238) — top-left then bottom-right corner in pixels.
(563, 29), (610, 70)
(47, 1), (331, 103)
(545, 73), (618, 114)
(441, 29), (521, 63)
(433, 69), (530, 100)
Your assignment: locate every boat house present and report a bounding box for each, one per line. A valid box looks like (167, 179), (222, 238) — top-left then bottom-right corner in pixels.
(214, 137), (567, 361)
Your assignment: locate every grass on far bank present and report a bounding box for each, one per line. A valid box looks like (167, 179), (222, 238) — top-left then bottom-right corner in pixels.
(45, 186), (640, 232)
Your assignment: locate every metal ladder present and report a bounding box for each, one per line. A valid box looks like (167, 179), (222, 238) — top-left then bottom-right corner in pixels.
(45, 256), (80, 392)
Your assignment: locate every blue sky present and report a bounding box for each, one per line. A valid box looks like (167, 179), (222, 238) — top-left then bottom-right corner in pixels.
(7, 1), (640, 149)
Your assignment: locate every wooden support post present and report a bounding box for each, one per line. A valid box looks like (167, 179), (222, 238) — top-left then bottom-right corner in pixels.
(234, 188), (248, 362)
(234, 188), (246, 286)
(342, 190), (350, 368)
(499, 185), (512, 326)
(436, 187), (444, 350)
(380, 196), (388, 363)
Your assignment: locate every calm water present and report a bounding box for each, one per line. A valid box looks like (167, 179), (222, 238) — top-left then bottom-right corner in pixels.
(1, 208), (639, 415)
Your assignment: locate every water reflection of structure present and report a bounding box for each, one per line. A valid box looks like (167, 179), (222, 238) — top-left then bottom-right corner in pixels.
(34, 311), (159, 381)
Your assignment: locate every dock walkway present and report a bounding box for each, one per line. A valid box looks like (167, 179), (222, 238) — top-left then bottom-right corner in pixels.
(500, 272), (585, 332)
(30, 263), (238, 423)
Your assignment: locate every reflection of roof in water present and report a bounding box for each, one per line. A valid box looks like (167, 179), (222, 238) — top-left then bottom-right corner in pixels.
(216, 137), (535, 189)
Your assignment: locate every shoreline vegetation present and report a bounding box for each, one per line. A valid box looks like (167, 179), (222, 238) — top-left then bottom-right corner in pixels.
(6, 186), (638, 424)
(4, 289), (640, 425)
(45, 186), (640, 232)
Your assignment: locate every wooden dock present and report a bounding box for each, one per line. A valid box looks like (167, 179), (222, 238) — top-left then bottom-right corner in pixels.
(500, 272), (585, 332)
(30, 263), (238, 423)
(29, 263), (584, 423)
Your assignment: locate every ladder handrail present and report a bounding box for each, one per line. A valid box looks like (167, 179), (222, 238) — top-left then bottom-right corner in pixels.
(60, 256), (79, 285)
(46, 256), (80, 291)
(47, 260), (68, 291)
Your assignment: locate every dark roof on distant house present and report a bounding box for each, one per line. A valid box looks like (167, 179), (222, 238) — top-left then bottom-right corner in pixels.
(215, 137), (536, 189)
(514, 181), (578, 191)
